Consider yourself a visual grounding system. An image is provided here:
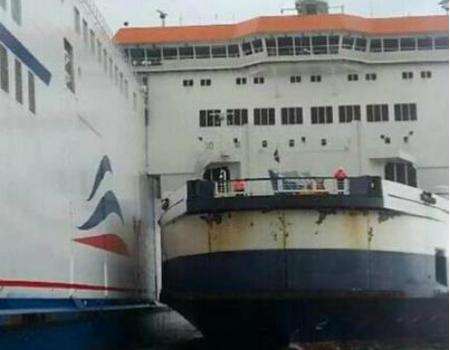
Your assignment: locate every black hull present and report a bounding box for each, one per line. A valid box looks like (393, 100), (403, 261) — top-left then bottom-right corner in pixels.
(161, 249), (449, 344)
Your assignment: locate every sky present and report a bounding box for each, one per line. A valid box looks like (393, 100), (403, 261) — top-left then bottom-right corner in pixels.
(94, 0), (447, 32)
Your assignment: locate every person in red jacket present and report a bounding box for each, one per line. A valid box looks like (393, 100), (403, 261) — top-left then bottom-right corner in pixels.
(333, 167), (348, 194)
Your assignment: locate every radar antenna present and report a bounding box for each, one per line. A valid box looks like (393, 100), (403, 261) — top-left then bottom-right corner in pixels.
(156, 9), (168, 27)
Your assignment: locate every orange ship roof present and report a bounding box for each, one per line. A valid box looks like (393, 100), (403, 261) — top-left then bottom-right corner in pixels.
(114, 14), (449, 46)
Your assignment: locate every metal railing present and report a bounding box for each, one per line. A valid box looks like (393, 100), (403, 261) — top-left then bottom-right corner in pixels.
(214, 177), (351, 198)
(79, 0), (113, 40)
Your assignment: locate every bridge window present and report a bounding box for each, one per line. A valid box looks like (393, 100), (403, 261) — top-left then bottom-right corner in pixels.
(179, 46), (194, 59)
(227, 109), (248, 126)
(367, 104), (389, 122)
(385, 162), (417, 187)
(211, 45), (227, 58)
(265, 38), (277, 56)
(435, 250), (448, 287)
(281, 107), (303, 125)
(163, 47), (178, 60)
(11, 0), (21, 25)
(74, 7), (81, 34)
(130, 48), (145, 65)
(278, 36), (294, 56)
(28, 71), (35, 114)
(394, 103), (417, 121)
(64, 39), (75, 93)
(295, 36), (311, 55)
(147, 48), (161, 62)
(355, 38), (367, 52)
(329, 35), (340, 54)
(227, 44), (240, 58)
(254, 108), (275, 126)
(400, 38), (416, 51)
(342, 36), (355, 50)
(369, 39), (382, 52)
(418, 37), (433, 50)
(195, 46), (210, 59)
(242, 42), (253, 56)
(339, 105), (361, 123)
(311, 106), (333, 124)
(253, 39), (263, 53)
(200, 110), (221, 127)
(0, 44), (9, 93)
(312, 35), (327, 55)
(383, 38), (399, 52)
(435, 36), (449, 50)
(15, 59), (22, 104)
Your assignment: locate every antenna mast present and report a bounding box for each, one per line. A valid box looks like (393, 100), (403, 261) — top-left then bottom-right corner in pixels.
(156, 9), (168, 27)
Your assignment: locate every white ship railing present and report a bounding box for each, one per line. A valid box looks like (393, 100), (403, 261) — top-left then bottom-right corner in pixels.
(213, 177), (351, 198)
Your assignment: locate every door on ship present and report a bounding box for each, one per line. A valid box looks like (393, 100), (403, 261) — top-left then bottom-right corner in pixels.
(203, 167), (230, 194)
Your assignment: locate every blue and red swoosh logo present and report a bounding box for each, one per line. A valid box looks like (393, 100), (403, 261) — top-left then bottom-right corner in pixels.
(75, 156), (129, 256)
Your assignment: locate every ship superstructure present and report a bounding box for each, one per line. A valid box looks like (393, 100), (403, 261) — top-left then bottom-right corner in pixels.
(116, 5), (449, 345)
(0, 0), (157, 341)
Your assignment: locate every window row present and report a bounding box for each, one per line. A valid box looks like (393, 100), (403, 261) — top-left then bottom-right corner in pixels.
(73, 7), (131, 100)
(198, 103), (418, 127)
(0, 0), (22, 25)
(0, 43), (36, 114)
(125, 34), (449, 65)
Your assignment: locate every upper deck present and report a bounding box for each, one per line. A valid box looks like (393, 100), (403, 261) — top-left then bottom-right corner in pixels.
(115, 14), (449, 72)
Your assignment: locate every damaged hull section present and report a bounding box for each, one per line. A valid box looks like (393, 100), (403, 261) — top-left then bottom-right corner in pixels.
(159, 178), (449, 344)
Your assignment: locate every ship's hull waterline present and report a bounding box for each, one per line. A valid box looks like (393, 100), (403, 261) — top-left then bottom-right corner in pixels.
(161, 205), (449, 344)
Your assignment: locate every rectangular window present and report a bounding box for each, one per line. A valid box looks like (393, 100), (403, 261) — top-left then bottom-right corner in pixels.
(339, 105), (361, 123)
(312, 35), (328, 55)
(130, 48), (145, 65)
(435, 36), (449, 50)
(366, 104), (389, 122)
(420, 71), (432, 79)
(82, 20), (88, 45)
(200, 79), (211, 86)
(369, 38), (382, 52)
(74, 7), (81, 34)
(182, 79), (193, 87)
(342, 36), (355, 50)
(281, 107), (303, 125)
(394, 103), (417, 121)
(311, 106), (333, 124)
(383, 38), (399, 52)
(14, 59), (22, 104)
(162, 47), (178, 60)
(227, 44), (240, 58)
(311, 75), (322, 83)
(418, 37), (433, 51)
(252, 39), (263, 53)
(227, 109), (248, 126)
(295, 36), (311, 55)
(211, 45), (227, 58)
(236, 77), (247, 85)
(195, 46), (211, 59)
(329, 35), (340, 54)
(254, 108), (275, 125)
(254, 77), (264, 84)
(402, 71), (414, 80)
(64, 39), (75, 93)
(147, 48), (161, 62)
(400, 37), (416, 51)
(290, 75), (301, 83)
(278, 36), (294, 56)
(348, 74), (359, 81)
(266, 38), (277, 56)
(365, 73), (377, 81)
(199, 109), (221, 127)
(28, 71), (35, 114)
(11, 0), (22, 25)
(435, 250), (448, 287)
(0, 44), (8, 93)
(242, 42), (253, 56)
(355, 38), (367, 52)
(179, 46), (194, 59)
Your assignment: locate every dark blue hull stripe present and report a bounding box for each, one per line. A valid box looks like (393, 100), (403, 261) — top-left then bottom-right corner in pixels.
(0, 298), (149, 316)
(0, 22), (51, 85)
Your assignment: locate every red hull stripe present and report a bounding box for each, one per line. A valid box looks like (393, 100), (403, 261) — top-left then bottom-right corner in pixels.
(0, 279), (138, 293)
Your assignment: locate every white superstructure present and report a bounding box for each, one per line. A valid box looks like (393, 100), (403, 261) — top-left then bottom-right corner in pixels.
(0, 0), (156, 314)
